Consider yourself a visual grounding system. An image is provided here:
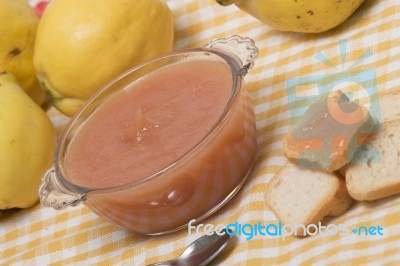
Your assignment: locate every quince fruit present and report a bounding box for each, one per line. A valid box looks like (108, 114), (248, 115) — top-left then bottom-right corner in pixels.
(217, 0), (365, 33)
(0, 72), (56, 209)
(0, 0), (47, 105)
(34, 0), (175, 116)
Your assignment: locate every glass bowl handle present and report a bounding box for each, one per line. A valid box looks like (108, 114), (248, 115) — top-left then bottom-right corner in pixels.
(39, 168), (86, 210)
(205, 35), (259, 75)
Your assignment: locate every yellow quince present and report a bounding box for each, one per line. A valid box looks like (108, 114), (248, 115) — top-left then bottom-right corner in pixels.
(0, 0), (47, 105)
(34, 0), (175, 116)
(0, 72), (56, 209)
(217, 0), (365, 33)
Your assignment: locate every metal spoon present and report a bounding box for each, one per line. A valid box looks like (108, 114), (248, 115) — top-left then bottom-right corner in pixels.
(147, 228), (233, 266)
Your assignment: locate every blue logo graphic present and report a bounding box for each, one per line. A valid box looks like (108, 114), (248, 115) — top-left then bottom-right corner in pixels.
(285, 39), (382, 168)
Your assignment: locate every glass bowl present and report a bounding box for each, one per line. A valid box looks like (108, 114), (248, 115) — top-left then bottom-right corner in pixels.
(39, 35), (259, 235)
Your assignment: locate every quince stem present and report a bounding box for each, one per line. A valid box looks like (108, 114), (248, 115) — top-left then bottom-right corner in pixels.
(216, 0), (238, 6)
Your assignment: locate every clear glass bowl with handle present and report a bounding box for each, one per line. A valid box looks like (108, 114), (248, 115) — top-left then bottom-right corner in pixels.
(39, 35), (259, 235)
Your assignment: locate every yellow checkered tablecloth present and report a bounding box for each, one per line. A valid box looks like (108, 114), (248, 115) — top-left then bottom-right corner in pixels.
(2, 0), (400, 265)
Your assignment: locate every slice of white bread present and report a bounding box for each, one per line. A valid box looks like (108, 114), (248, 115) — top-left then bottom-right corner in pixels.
(283, 90), (377, 172)
(328, 174), (355, 216)
(343, 120), (400, 201)
(379, 90), (400, 123)
(265, 161), (353, 236)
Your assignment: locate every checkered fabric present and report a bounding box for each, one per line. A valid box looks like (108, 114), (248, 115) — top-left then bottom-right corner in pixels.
(2, 0), (400, 265)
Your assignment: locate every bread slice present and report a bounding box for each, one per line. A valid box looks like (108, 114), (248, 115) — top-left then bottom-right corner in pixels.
(328, 175), (354, 216)
(379, 91), (400, 123)
(265, 161), (353, 236)
(344, 120), (400, 201)
(283, 90), (377, 172)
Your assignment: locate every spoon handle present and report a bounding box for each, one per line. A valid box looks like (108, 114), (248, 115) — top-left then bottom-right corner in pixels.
(147, 228), (232, 266)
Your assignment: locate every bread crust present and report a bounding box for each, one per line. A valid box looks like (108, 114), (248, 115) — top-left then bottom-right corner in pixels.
(283, 90), (377, 172)
(344, 120), (400, 201)
(265, 161), (352, 236)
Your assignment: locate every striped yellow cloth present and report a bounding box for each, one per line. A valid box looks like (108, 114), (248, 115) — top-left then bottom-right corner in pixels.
(2, 0), (400, 265)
